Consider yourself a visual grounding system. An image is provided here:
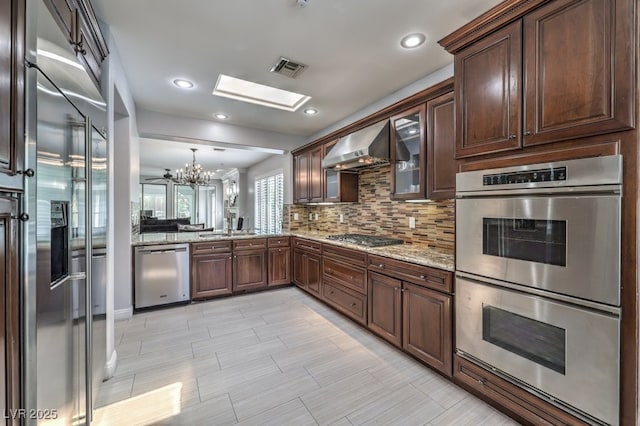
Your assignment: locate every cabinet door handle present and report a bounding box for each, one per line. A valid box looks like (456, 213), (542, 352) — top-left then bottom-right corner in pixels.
(329, 291), (334, 295)
(378, 264), (384, 268)
(228, 256), (232, 259)
(350, 302), (357, 307)
(523, 130), (532, 136)
(509, 134), (517, 139)
(394, 287), (398, 291)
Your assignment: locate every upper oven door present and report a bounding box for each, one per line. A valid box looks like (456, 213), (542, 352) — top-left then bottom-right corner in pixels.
(456, 193), (620, 306)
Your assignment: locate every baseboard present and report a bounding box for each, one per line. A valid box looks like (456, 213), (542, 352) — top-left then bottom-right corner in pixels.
(104, 350), (117, 380)
(114, 306), (133, 321)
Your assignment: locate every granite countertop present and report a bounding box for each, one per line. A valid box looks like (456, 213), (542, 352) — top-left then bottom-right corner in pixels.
(131, 231), (454, 272)
(290, 232), (455, 272)
(131, 231), (288, 246)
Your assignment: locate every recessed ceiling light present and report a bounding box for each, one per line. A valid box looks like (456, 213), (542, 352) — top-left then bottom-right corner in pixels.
(400, 33), (426, 49)
(214, 113), (229, 120)
(173, 78), (194, 89)
(303, 107), (318, 115)
(213, 74), (311, 112)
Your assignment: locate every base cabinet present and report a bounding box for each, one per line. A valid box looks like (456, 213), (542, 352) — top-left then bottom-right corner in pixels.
(191, 254), (233, 299)
(367, 272), (402, 346)
(402, 283), (452, 376)
(268, 247), (290, 286)
(233, 249), (268, 291)
(367, 271), (452, 376)
(293, 248), (321, 296)
(454, 355), (586, 425)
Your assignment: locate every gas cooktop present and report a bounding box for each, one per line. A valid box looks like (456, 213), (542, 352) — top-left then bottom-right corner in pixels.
(326, 234), (404, 247)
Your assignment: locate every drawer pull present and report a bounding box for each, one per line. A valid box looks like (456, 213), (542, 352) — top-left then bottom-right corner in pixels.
(394, 287), (398, 291)
(478, 378), (487, 386)
(249, 243), (253, 246)
(329, 291), (334, 295)
(378, 264), (384, 268)
(326, 268), (332, 273)
(419, 274), (426, 279)
(350, 302), (357, 307)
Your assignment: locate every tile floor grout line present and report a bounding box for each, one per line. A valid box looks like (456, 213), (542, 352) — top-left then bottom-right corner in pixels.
(297, 396), (321, 426)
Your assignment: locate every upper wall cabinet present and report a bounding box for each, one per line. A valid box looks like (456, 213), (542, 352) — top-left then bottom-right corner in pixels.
(0, 0), (25, 190)
(390, 105), (426, 200)
(427, 91), (456, 200)
(446, 0), (634, 158)
(44, 0), (109, 88)
(294, 141), (358, 204)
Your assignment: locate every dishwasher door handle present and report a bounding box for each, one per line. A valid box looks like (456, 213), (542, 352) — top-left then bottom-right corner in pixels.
(139, 247), (187, 254)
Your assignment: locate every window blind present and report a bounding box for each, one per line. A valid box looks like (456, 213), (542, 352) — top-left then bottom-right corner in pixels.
(255, 172), (284, 234)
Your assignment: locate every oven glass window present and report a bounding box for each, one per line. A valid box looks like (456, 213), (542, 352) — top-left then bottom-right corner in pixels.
(483, 218), (566, 266)
(483, 305), (566, 374)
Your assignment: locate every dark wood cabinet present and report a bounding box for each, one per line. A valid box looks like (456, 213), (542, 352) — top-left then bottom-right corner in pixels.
(323, 140), (358, 203)
(367, 272), (402, 347)
(426, 91), (456, 200)
(268, 237), (291, 287)
(294, 151), (310, 203)
(291, 238), (322, 295)
(402, 282), (452, 376)
(294, 146), (323, 204)
(390, 104), (426, 200)
(233, 248), (268, 292)
(449, 0), (633, 158)
(0, 0), (25, 190)
(191, 241), (233, 299)
(323, 278), (367, 325)
(0, 196), (19, 424)
(44, 0), (108, 89)
(522, 0), (633, 146)
(454, 355), (585, 425)
(191, 254), (233, 299)
(454, 21), (522, 158)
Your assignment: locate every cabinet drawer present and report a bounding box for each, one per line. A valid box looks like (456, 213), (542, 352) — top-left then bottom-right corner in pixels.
(322, 243), (367, 267)
(191, 241), (232, 255)
(323, 257), (367, 294)
(233, 238), (267, 250)
(268, 237), (290, 247)
(368, 254), (452, 293)
(453, 355), (586, 425)
(323, 279), (366, 325)
(292, 237), (321, 253)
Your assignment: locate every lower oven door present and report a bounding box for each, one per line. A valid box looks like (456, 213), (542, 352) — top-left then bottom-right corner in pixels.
(456, 276), (619, 425)
(456, 193), (620, 306)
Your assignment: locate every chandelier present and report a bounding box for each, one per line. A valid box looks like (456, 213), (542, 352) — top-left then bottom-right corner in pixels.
(176, 148), (212, 186)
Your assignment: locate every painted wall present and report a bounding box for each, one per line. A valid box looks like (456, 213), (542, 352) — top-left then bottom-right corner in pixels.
(101, 27), (140, 376)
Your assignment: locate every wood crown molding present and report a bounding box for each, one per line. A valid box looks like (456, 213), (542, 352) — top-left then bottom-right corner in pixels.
(293, 77), (453, 155)
(438, 0), (553, 53)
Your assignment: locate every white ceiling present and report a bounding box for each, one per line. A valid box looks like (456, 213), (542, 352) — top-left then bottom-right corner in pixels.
(92, 0), (503, 176)
(138, 138), (275, 178)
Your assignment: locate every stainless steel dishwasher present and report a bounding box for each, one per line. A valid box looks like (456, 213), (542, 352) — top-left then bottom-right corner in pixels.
(134, 244), (190, 309)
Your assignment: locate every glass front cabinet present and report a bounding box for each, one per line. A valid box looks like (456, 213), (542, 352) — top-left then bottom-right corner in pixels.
(390, 104), (426, 200)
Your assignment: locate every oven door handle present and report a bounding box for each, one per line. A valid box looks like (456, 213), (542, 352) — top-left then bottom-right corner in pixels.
(454, 271), (621, 316)
(456, 184), (621, 198)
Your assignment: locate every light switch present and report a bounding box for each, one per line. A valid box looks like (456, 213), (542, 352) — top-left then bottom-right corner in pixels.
(339, 214), (344, 223)
(408, 217), (416, 229)
(293, 213), (299, 220)
(309, 213), (313, 220)
(315, 213), (319, 220)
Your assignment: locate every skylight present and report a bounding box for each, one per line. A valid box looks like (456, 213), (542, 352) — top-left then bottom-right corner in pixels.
(212, 74), (311, 112)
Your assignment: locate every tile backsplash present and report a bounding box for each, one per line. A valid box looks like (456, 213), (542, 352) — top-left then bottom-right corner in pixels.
(285, 165), (454, 254)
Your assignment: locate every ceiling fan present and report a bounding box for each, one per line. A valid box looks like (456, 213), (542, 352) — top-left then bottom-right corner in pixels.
(144, 168), (177, 183)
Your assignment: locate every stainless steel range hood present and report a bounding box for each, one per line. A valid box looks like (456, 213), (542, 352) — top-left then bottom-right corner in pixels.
(321, 120), (390, 170)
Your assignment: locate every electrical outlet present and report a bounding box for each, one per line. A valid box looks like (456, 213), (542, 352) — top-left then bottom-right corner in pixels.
(408, 217), (416, 229)
(293, 213), (299, 220)
(315, 213), (319, 220)
(309, 213), (313, 220)
(339, 214), (344, 223)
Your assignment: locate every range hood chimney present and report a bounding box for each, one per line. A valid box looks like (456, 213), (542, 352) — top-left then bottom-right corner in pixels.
(321, 120), (390, 171)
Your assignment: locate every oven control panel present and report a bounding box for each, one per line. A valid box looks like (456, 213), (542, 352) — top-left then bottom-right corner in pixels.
(483, 167), (566, 186)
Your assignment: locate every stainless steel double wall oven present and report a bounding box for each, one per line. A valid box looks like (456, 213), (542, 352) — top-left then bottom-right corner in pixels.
(455, 155), (622, 425)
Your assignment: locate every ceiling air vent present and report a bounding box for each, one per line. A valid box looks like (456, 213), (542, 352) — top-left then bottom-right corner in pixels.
(270, 57), (307, 78)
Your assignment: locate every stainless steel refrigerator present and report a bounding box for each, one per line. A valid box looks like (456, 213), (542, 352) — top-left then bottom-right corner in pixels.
(23, 0), (108, 424)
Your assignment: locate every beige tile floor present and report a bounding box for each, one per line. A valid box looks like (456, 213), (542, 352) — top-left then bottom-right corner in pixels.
(94, 287), (520, 426)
